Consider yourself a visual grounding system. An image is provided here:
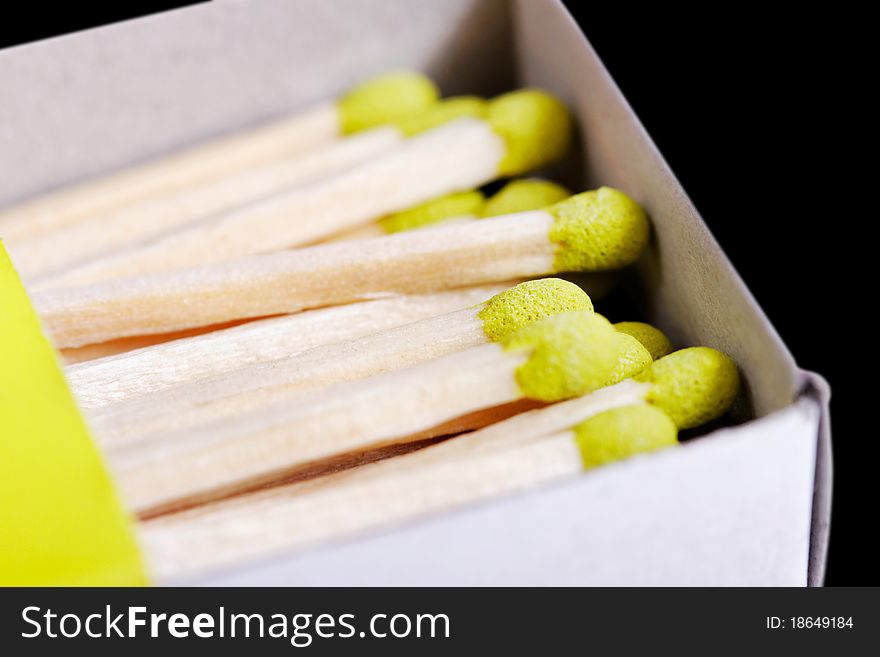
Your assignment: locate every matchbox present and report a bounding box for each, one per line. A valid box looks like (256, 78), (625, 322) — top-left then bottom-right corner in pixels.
(0, 0), (830, 585)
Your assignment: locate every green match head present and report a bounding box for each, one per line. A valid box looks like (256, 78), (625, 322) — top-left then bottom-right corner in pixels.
(604, 332), (653, 386)
(395, 96), (488, 136)
(480, 179), (572, 218)
(378, 190), (486, 234)
(635, 347), (740, 429)
(548, 187), (650, 272)
(614, 321), (673, 360)
(487, 90), (573, 176)
(479, 278), (593, 343)
(338, 71), (440, 134)
(573, 405), (678, 470)
(502, 311), (623, 402)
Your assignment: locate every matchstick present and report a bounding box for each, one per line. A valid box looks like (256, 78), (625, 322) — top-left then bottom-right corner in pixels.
(19, 90), (573, 287)
(59, 322), (248, 364)
(133, 399), (540, 520)
(34, 187), (649, 348)
(0, 71), (438, 243)
(305, 345), (736, 489)
(91, 304), (659, 457)
(139, 347), (739, 581)
(325, 178), (571, 242)
(144, 409), (671, 580)
(203, 332), (693, 501)
(107, 311), (653, 514)
(24, 97), (489, 285)
(22, 128), (402, 283)
(68, 283), (514, 410)
(130, 341), (667, 510)
(84, 279), (594, 445)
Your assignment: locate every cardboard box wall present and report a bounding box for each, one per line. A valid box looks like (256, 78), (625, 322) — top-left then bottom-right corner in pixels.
(0, 0), (831, 585)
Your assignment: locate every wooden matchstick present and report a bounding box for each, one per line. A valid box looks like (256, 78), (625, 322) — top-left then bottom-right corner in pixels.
(135, 399), (541, 521)
(160, 326), (678, 502)
(18, 90), (572, 287)
(22, 128), (404, 283)
(138, 347), (739, 581)
(142, 408), (672, 581)
(59, 322), (249, 364)
(34, 187), (649, 348)
(0, 71), (438, 243)
(84, 279), (594, 446)
(107, 312), (652, 514)
(91, 301), (664, 456)
(293, 345), (733, 497)
(68, 283), (514, 409)
(25, 97), (489, 285)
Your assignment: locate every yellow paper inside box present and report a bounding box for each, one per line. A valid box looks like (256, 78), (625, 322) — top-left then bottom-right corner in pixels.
(0, 242), (147, 586)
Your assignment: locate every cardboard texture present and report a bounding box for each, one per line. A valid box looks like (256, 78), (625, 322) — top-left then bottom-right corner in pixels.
(0, 0), (831, 585)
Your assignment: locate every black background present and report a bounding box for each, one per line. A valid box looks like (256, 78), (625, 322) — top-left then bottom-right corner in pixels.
(0, 2), (869, 585)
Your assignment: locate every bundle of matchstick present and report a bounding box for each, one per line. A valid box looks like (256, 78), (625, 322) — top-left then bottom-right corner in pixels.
(0, 71), (741, 582)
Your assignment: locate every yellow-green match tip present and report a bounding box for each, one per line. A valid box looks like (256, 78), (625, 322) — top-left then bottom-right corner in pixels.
(395, 96), (488, 137)
(338, 71), (440, 134)
(604, 331), (653, 386)
(378, 190), (486, 234)
(574, 405), (678, 470)
(487, 89), (573, 176)
(635, 347), (740, 429)
(480, 179), (572, 218)
(503, 311), (624, 402)
(479, 278), (593, 343)
(614, 321), (673, 360)
(548, 187), (651, 272)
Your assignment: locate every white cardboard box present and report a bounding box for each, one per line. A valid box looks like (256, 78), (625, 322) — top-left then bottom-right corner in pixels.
(0, 0), (831, 585)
